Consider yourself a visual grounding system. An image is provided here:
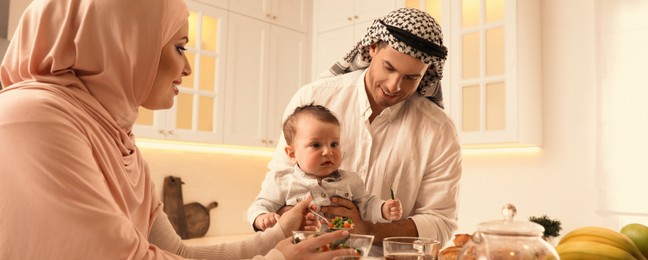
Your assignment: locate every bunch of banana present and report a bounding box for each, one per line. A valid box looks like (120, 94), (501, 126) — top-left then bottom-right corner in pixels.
(555, 226), (647, 260)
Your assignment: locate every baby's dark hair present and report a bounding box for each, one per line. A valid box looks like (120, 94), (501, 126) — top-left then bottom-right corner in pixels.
(283, 103), (340, 145)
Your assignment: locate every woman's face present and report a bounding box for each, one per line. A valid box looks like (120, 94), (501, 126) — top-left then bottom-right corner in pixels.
(143, 22), (192, 110)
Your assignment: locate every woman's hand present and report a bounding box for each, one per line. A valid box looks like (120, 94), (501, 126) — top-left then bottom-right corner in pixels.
(274, 230), (358, 260)
(276, 205), (294, 215)
(279, 195), (318, 236)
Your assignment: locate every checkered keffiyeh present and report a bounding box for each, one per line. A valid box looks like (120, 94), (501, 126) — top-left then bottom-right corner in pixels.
(323, 8), (447, 108)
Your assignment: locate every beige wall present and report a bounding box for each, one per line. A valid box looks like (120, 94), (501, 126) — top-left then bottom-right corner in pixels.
(142, 148), (271, 237)
(596, 0), (648, 224)
(454, 0), (600, 236)
(458, 0), (648, 237)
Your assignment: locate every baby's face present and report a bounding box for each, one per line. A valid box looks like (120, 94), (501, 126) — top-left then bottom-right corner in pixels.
(289, 115), (342, 178)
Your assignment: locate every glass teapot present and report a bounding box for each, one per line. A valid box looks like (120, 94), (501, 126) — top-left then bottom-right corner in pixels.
(458, 204), (560, 260)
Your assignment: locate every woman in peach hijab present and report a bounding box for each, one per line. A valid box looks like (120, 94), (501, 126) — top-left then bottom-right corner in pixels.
(0, 0), (355, 259)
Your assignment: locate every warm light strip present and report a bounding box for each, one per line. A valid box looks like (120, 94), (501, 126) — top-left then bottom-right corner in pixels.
(136, 139), (540, 157)
(461, 146), (542, 156)
(135, 138), (274, 157)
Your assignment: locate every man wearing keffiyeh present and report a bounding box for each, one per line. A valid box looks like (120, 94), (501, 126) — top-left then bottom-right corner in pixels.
(262, 8), (462, 253)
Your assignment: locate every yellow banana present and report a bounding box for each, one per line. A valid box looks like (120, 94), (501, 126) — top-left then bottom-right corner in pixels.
(558, 226), (646, 260)
(556, 240), (637, 260)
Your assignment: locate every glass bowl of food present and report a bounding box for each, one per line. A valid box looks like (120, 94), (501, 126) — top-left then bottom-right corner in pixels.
(292, 230), (374, 256)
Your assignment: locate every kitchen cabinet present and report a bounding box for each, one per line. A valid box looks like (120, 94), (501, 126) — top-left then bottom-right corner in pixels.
(315, 0), (401, 33)
(312, 0), (402, 77)
(448, 0), (542, 148)
(134, 1), (228, 144)
(192, 0), (228, 9)
(229, 0), (310, 33)
(135, 0), (310, 147)
(223, 13), (309, 148)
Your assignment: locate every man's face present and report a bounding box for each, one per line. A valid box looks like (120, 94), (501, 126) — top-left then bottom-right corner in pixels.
(364, 44), (429, 111)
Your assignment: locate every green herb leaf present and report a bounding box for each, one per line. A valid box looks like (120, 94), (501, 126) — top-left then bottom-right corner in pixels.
(529, 215), (562, 238)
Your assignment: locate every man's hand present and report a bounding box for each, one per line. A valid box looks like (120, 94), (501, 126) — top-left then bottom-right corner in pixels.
(320, 197), (371, 235)
(254, 212), (280, 231)
(322, 196), (418, 245)
(382, 199), (402, 220)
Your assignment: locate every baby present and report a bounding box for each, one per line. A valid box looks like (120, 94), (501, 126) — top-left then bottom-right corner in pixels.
(247, 103), (402, 231)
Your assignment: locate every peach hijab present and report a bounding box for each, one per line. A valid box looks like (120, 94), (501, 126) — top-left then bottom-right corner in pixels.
(0, 0), (188, 259)
(1, 0), (187, 130)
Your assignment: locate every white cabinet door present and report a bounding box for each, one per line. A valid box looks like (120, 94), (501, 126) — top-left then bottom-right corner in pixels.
(192, 0), (229, 9)
(315, 0), (355, 33)
(228, 0), (271, 20)
(223, 13), (270, 147)
(315, 0), (397, 33)
(353, 18), (375, 42)
(224, 13), (309, 148)
(312, 0), (398, 79)
(134, 1), (227, 144)
(229, 0), (309, 32)
(449, 0), (542, 147)
(354, 0), (399, 24)
(314, 26), (354, 76)
(271, 0), (310, 32)
(267, 26), (310, 145)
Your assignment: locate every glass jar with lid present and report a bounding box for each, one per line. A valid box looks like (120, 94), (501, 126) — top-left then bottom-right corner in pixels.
(458, 204), (560, 260)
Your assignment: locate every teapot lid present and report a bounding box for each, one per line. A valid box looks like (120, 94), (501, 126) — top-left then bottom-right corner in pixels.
(476, 204), (544, 236)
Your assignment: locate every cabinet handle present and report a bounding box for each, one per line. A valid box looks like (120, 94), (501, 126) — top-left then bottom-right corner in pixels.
(268, 140), (274, 144)
(266, 13), (271, 18)
(354, 15), (359, 19)
(159, 129), (167, 135)
(261, 139), (267, 144)
(272, 15), (277, 20)
(347, 17), (352, 21)
(168, 130), (175, 135)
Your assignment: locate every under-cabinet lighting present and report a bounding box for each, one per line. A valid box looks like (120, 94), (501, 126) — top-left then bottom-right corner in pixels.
(461, 146), (542, 156)
(135, 139), (541, 157)
(135, 138), (274, 157)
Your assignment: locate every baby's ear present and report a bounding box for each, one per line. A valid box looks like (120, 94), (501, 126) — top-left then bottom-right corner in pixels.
(284, 146), (297, 163)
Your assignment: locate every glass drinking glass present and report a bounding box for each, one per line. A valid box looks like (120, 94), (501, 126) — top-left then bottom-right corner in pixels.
(383, 237), (440, 260)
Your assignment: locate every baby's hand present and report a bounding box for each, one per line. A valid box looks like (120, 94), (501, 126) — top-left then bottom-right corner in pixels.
(382, 199), (402, 221)
(254, 212), (280, 231)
